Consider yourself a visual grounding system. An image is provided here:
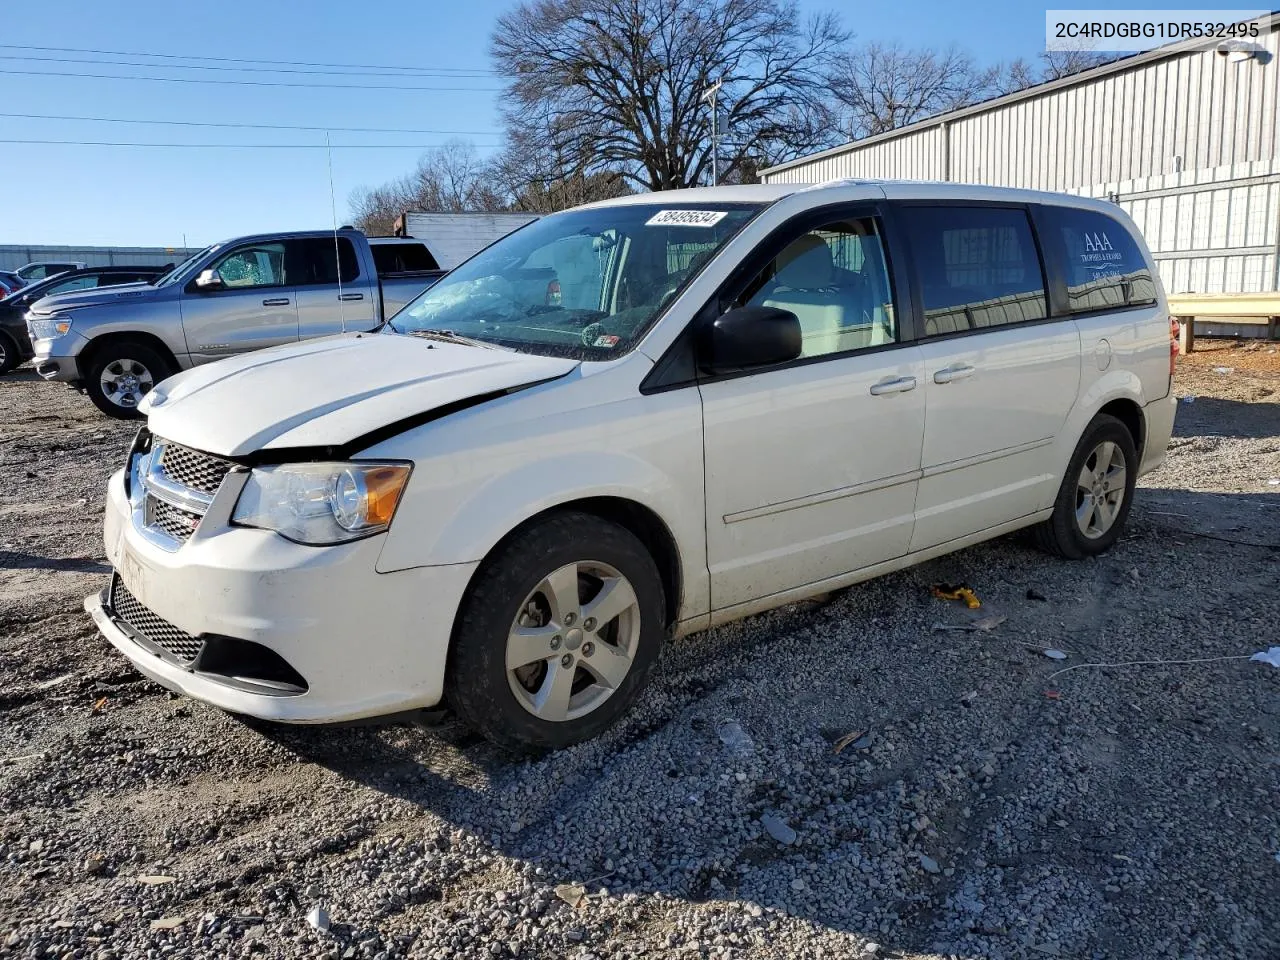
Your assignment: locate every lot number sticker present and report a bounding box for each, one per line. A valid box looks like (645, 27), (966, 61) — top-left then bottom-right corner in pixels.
(646, 209), (727, 227)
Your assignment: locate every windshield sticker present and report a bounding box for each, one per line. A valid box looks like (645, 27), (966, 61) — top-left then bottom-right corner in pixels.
(593, 334), (621, 348)
(645, 209), (728, 228)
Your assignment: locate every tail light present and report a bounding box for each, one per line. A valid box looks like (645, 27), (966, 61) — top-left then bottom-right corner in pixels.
(545, 280), (561, 307)
(1169, 317), (1180, 376)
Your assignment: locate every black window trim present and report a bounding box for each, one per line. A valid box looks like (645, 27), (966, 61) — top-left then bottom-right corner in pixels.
(640, 200), (920, 394)
(1030, 202), (1159, 320)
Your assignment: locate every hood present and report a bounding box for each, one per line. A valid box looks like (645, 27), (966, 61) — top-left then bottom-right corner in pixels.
(143, 333), (578, 457)
(28, 282), (159, 314)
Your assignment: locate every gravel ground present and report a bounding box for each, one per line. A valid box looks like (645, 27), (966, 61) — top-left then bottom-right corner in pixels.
(2, 346), (1278, 960)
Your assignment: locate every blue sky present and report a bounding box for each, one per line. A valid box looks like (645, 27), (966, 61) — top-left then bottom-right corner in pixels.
(0, 0), (1203, 246)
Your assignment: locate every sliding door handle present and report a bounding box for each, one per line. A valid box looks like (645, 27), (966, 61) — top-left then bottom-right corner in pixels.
(338, 292), (365, 301)
(933, 363), (976, 384)
(869, 375), (918, 396)
(262, 298), (290, 306)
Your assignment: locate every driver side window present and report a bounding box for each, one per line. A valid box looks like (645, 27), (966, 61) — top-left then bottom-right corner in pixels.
(739, 217), (896, 359)
(212, 243), (286, 289)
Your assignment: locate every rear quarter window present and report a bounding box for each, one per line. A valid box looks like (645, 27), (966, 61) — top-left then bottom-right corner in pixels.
(1047, 207), (1158, 312)
(371, 242), (440, 274)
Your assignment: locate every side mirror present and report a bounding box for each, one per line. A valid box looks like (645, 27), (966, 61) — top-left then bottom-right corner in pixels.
(699, 305), (801, 374)
(194, 268), (224, 291)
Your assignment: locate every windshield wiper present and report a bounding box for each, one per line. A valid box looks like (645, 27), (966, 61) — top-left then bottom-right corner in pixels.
(405, 328), (506, 350)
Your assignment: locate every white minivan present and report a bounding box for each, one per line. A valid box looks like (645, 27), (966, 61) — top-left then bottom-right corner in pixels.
(88, 182), (1178, 748)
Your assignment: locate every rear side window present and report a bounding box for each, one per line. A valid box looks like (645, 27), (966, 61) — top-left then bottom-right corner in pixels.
(45, 275), (99, 294)
(900, 206), (1048, 336)
(288, 238), (361, 285)
(371, 242), (439, 273)
(1045, 207), (1158, 312)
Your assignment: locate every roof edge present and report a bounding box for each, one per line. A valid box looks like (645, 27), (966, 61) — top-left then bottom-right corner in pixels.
(762, 11), (1280, 176)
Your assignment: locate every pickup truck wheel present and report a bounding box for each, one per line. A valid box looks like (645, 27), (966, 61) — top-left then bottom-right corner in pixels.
(1034, 413), (1137, 559)
(448, 511), (666, 750)
(85, 341), (171, 419)
(0, 331), (18, 375)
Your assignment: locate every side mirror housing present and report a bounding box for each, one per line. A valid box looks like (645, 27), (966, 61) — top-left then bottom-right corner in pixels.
(699, 305), (802, 374)
(194, 268), (224, 291)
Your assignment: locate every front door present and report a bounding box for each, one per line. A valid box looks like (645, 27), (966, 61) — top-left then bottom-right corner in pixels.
(699, 210), (927, 611)
(291, 236), (378, 339)
(898, 204), (1081, 551)
(179, 240), (299, 363)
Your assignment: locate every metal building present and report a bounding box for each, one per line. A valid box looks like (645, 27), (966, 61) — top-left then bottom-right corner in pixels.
(0, 244), (200, 272)
(393, 212), (539, 269)
(762, 17), (1280, 298)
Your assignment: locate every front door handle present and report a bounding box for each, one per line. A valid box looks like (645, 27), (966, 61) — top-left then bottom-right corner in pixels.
(933, 363), (976, 384)
(262, 298), (290, 306)
(338, 292), (364, 301)
(869, 375), (918, 396)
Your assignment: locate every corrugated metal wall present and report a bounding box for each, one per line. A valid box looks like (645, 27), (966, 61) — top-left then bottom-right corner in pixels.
(0, 245), (200, 271)
(763, 27), (1280, 294)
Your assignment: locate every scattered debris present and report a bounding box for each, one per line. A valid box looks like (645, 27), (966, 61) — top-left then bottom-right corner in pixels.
(28, 839), (43, 854)
(833, 730), (872, 754)
(760, 812), (797, 846)
(137, 875), (176, 886)
(555, 884), (587, 908)
(149, 917), (184, 932)
(1025, 588), (1047, 602)
(91, 697), (107, 714)
(306, 906), (330, 932)
(960, 690), (979, 706)
(1268, 478), (1280, 486)
(933, 613), (1006, 633)
(1043, 649), (1068, 660)
(716, 720), (754, 758)
(1044, 690), (1062, 700)
(1250, 648), (1280, 669)
(35, 674), (74, 691)
(931, 583), (982, 608)
(1212, 366), (1234, 374)
(1181, 395), (1196, 404)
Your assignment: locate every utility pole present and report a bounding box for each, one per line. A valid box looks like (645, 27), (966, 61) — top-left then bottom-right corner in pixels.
(701, 78), (723, 186)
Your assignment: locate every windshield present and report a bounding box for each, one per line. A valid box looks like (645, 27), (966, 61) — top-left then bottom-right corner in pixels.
(154, 244), (219, 287)
(387, 203), (762, 359)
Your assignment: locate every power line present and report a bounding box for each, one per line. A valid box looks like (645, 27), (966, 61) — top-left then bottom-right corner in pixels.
(0, 67), (502, 92)
(0, 138), (501, 149)
(0, 111), (499, 136)
(0, 43), (497, 75)
(0, 53), (496, 80)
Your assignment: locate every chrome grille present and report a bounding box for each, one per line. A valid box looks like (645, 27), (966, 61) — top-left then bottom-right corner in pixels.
(156, 443), (233, 496)
(109, 575), (203, 664)
(146, 496), (202, 542)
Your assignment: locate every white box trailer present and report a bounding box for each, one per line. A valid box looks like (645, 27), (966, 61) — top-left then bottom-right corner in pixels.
(393, 212), (539, 270)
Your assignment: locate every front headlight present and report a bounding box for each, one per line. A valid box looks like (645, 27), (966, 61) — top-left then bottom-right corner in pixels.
(28, 315), (72, 340)
(231, 461), (412, 545)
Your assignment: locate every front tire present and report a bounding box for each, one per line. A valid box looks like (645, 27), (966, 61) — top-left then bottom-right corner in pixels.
(84, 340), (172, 419)
(447, 511), (666, 750)
(0, 331), (19, 375)
(1034, 413), (1138, 559)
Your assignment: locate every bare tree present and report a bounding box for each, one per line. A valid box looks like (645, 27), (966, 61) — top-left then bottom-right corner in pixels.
(991, 57), (1039, 95)
(348, 140), (508, 233)
(828, 42), (1003, 138)
(1042, 48), (1112, 80)
(491, 0), (848, 191)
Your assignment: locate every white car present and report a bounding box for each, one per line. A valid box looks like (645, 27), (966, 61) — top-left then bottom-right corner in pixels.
(88, 182), (1178, 748)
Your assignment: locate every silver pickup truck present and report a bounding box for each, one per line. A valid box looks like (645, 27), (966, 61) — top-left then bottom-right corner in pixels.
(28, 230), (444, 418)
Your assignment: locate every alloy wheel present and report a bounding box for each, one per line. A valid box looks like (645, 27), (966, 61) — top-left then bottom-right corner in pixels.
(1075, 439), (1127, 539)
(99, 359), (154, 409)
(505, 560), (641, 722)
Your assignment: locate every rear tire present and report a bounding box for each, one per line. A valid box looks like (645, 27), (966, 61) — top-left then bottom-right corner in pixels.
(447, 511), (666, 751)
(0, 331), (18, 375)
(84, 340), (173, 419)
(1034, 413), (1138, 559)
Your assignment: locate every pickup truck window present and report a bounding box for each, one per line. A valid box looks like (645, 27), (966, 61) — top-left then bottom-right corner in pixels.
(371, 241), (439, 274)
(289, 237), (360, 285)
(213, 243), (287, 289)
(388, 203), (762, 360)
